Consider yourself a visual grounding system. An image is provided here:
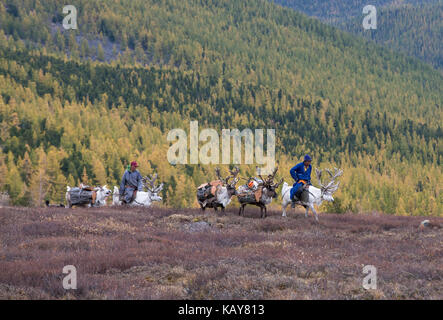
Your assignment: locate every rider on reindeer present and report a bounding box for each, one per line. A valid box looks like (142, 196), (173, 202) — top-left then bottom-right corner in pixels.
(119, 161), (143, 204)
(290, 154), (312, 208)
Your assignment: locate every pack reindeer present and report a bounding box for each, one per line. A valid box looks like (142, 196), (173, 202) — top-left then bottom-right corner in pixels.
(112, 173), (163, 207)
(66, 184), (112, 208)
(197, 167), (240, 212)
(281, 168), (343, 221)
(237, 167), (283, 218)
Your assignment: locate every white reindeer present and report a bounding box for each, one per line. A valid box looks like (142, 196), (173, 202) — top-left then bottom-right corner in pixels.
(65, 185), (112, 208)
(281, 168), (343, 221)
(197, 167), (240, 212)
(94, 185), (112, 207)
(113, 174), (163, 207)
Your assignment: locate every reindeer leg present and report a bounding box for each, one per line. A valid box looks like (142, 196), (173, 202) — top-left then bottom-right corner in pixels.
(305, 206), (309, 218)
(221, 206), (225, 213)
(260, 204), (266, 218)
(309, 204), (319, 222)
(263, 206), (267, 218)
(282, 202), (288, 217)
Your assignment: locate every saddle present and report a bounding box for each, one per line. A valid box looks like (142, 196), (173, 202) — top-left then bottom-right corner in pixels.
(79, 185), (97, 204)
(80, 185), (94, 191)
(292, 188), (309, 203)
(254, 186), (262, 202)
(237, 185), (263, 203)
(197, 180), (223, 198)
(70, 186), (96, 205)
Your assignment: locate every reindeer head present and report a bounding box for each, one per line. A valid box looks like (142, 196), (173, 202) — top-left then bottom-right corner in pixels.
(103, 185), (112, 197)
(142, 173), (164, 202)
(215, 167), (240, 196)
(257, 166), (283, 198)
(316, 168), (343, 202)
(93, 185), (112, 206)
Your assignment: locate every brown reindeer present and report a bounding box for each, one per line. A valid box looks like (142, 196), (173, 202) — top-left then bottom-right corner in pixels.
(237, 167), (283, 218)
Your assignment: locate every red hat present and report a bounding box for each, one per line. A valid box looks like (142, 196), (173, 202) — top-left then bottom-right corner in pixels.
(130, 161), (139, 167)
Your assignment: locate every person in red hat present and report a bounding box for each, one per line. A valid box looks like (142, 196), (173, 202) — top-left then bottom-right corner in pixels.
(119, 161), (143, 204)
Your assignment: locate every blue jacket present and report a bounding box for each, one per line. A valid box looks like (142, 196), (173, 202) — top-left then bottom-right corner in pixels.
(290, 162), (312, 184)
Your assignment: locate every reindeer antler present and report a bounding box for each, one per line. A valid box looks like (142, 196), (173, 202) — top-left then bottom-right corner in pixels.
(227, 166), (240, 186)
(256, 166), (280, 188)
(318, 168), (343, 192)
(316, 168), (324, 188)
(324, 168), (343, 188)
(215, 167), (226, 184)
(229, 166), (240, 177)
(144, 173), (163, 192)
(226, 167), (239, 186)
(273, 178), (284, 189)
(267, 166), (278, 181)
(147, 174), (157, 190)
(256, 166), (266, 186)
(154, 183), (164, 193)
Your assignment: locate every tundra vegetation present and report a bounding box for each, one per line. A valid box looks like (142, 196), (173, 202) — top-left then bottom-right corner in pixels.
(0, 206), (441, 299)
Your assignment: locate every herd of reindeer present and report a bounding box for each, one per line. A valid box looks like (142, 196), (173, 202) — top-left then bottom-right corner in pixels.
(64, 167), (343, 221)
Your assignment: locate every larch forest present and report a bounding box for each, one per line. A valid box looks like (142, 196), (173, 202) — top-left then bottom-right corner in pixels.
(0, 0), (441, 216)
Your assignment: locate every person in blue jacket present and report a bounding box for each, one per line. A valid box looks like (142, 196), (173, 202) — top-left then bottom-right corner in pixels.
(119, 161), (143, 204)
(289, 155), (312, 205)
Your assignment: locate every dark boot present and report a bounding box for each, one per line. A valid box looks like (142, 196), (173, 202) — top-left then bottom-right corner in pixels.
(295, 187), (303, 199)
(291, 187), (303, 208)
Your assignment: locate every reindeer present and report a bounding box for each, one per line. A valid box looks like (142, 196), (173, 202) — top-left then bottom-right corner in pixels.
(281, 168), (343, 221)
(65, 185), (112, 208)
(197, 167), (240, 212)
(112, 173), (163, 207)
(94, 186), (112, 207)
(237, 167), (283, 218)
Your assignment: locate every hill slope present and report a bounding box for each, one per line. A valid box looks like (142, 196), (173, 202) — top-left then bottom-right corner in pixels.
(340, 2), (443, 70)
(0, 0), (441, 215)
(272, 0), (443, 70)
(0, 0), (442, 121)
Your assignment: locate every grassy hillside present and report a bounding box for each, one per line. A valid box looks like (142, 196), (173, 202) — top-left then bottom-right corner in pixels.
(0, 0), (441, 215)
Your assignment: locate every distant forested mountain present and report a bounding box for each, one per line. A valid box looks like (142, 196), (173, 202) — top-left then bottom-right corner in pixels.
(0, 0), (441, 215)
(271, 0), (443, 70)
(271, 0), (440, 21)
